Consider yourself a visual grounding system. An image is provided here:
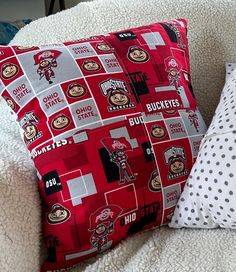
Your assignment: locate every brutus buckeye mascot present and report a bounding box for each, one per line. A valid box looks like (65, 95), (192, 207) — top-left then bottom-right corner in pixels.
(188, 110), (199, 132)
(102, 137), (136, 184)
(89, 205), (122, 252)
(164, 56), (182, 88)
(34, 50), (62, 84)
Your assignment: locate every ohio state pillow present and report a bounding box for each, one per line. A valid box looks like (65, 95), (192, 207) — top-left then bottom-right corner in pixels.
(169, 63), (236, 229)
(0, 19), (207, 271)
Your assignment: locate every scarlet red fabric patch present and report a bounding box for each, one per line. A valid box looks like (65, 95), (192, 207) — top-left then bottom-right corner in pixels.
(0, 19), (207, 271)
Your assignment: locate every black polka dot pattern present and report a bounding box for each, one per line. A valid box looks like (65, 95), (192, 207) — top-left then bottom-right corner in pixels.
(226, 63), (236, 81)
(169, 64), (236, 229)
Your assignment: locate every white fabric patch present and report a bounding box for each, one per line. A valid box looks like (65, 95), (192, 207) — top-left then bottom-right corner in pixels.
(226, 63), (236, 81)
(170, 64), (236, 229)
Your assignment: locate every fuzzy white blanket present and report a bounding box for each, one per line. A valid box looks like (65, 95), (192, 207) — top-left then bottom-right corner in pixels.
(1, 0), (235, 271)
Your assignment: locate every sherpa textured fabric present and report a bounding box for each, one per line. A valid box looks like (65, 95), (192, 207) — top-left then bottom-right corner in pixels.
(0, 0), (236, 271)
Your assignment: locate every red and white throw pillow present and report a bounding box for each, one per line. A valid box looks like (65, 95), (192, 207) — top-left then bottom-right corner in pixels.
(0, 19), (206, 271)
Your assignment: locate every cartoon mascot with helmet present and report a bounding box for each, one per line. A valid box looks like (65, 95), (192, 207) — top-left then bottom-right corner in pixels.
(34, 50), (62, 84)
(89, 205), (123, 252)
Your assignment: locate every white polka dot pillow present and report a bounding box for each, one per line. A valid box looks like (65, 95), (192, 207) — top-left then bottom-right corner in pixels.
(170, 64), (236, 229)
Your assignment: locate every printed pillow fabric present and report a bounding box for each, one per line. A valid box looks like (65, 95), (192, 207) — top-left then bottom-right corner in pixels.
(0, 19), (206, 271)
(170, 63), (236, 229)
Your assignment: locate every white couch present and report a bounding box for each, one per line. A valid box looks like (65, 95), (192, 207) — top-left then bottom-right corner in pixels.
(1, 0), (236, 271)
